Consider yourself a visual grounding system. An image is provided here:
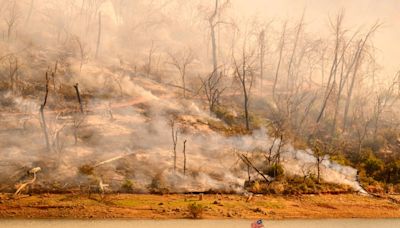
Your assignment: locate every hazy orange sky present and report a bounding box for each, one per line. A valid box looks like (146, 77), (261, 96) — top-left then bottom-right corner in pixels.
(235, 0), (400, 77)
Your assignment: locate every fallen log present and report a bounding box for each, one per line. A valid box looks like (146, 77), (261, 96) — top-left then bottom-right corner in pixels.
(14, 167), (41, 196)
(238, 154), (273, 183)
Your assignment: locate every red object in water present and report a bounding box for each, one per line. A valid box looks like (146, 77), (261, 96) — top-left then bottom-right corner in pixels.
(251, 219), (264, 228)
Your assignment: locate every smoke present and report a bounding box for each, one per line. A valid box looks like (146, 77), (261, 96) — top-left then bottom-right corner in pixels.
(0, 69), (365, 193)
(0, 0), (381, 194)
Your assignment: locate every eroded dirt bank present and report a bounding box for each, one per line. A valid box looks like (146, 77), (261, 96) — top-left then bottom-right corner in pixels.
(0, 194), (399, 219)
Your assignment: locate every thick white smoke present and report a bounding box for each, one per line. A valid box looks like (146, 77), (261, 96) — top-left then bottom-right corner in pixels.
(0, 70), (365, 194)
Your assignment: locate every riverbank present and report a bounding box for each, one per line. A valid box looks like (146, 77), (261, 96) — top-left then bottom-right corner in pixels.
(0, 193), (399, 219)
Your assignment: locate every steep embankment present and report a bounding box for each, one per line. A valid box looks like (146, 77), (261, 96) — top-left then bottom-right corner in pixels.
(0, 63), (366, 194)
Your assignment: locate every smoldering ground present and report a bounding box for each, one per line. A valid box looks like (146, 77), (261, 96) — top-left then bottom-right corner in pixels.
(2, 0), (392, 194)
(0, 69), (364, 194)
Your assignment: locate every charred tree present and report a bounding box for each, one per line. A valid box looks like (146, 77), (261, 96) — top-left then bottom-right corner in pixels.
(170, 120), (179, 172)
(40, 72), (50, 151)
(272, 21), (287, 102)
(95, 11), (102, 58)
(233, 42), (255, 131)
(343, 23), (380, 132)
(183, 139), (187, 176)
(209, 0), (219, 74)
(199, 68), (226, 112)
(74, 83), (84, 113)
(167, 49), (194, 98)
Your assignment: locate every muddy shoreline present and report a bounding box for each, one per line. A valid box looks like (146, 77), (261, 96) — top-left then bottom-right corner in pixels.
(1, 193), (399, 219)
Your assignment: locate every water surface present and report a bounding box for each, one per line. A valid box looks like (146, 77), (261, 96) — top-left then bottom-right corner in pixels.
(1, 219), (400, 228)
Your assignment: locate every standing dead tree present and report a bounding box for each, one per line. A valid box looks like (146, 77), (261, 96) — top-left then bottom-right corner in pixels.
(352, 97), (372, 154)
(6, 55), (18, 94)
(371, 78), (400, 138)
(286, 12), (305, 93)
(255, 20), (272, 95)
(199, 68), (226, 112)
(182, 139), (187, 176)
(167, 48), (195, 98)
(238, 153), (272, 183)
(73, 83), (84, 113)
(311, 139), (337, 183)
(233, 37), (256, 131)
(209, 0), (219, 74)
(272, 21), (287, 102)
(40, 72), (50, 152)
(4, 0), (19, 41)
(316, 12), (345, 124)
(170, 119), (179, 172)
(207, 0), (231, 74)
(74, 36), (89, 73)
(342, 22), (380, 132)
(145, 40), (156, 77)
(72, 113), (85, 145)
(258, 29), (266, 95)
(95, 11), (102, 58)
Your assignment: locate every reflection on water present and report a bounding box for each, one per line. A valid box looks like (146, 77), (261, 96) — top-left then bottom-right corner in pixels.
(1, 219), (399, 228)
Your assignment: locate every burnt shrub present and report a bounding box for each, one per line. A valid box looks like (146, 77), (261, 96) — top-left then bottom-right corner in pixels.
(187, 202), (204, 219)
(264, 164), (284, 178)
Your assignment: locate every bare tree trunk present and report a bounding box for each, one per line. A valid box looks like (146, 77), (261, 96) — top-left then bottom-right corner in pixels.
(316, 156), (321, 183)
(95, 12), (102, 59)
(239, 154), (271, 183)
(272, 22), (287, 102)
(74, 83), (84, 113)
(146, 41), (155, 77)
(287, 13), (304, 92)
(171, 121), (178, 172)
(316, 13), (343, 124)
(343, 41), (363, 131)
(259, 30), (265, 96)
(233, 41), (254, 131)
(40, 72), (50, 152)
(182, 139), (187, 176)
(244, 89), (250, 130)
(182, 70), (186, 99)
(343, 23), (380, 131)
(209, 0), (219, 74)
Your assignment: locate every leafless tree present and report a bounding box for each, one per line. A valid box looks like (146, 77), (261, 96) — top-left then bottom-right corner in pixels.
(95, 11), (102, 58)
(73, 83), (84, 113)
(316, 12), (345, 124)
(167, 48), (195, 98)
(232, 34), (256, 130)
(170, 119), (179, 172)
(6, 55), (18, 94)
(40, 72), (50, 152)
(145, 40), (156, 77)
(272, 21), (287, 102)
(286, 12), (305, 92)
(72, 113), (85, 145)
(199, 68), (226, 112)
(238, 153), (272, 183)
(4, 0), (19, 41)
(74, 36), (90, 73)
(182, 139), (187, 176)
(209, 0), (219, 73)
(371, 78), (399, 138)
(312, 140), (328, 183)
(342, 22), (380, 131)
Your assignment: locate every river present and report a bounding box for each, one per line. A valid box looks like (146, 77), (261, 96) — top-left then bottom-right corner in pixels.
(1, 219), (399, 228)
